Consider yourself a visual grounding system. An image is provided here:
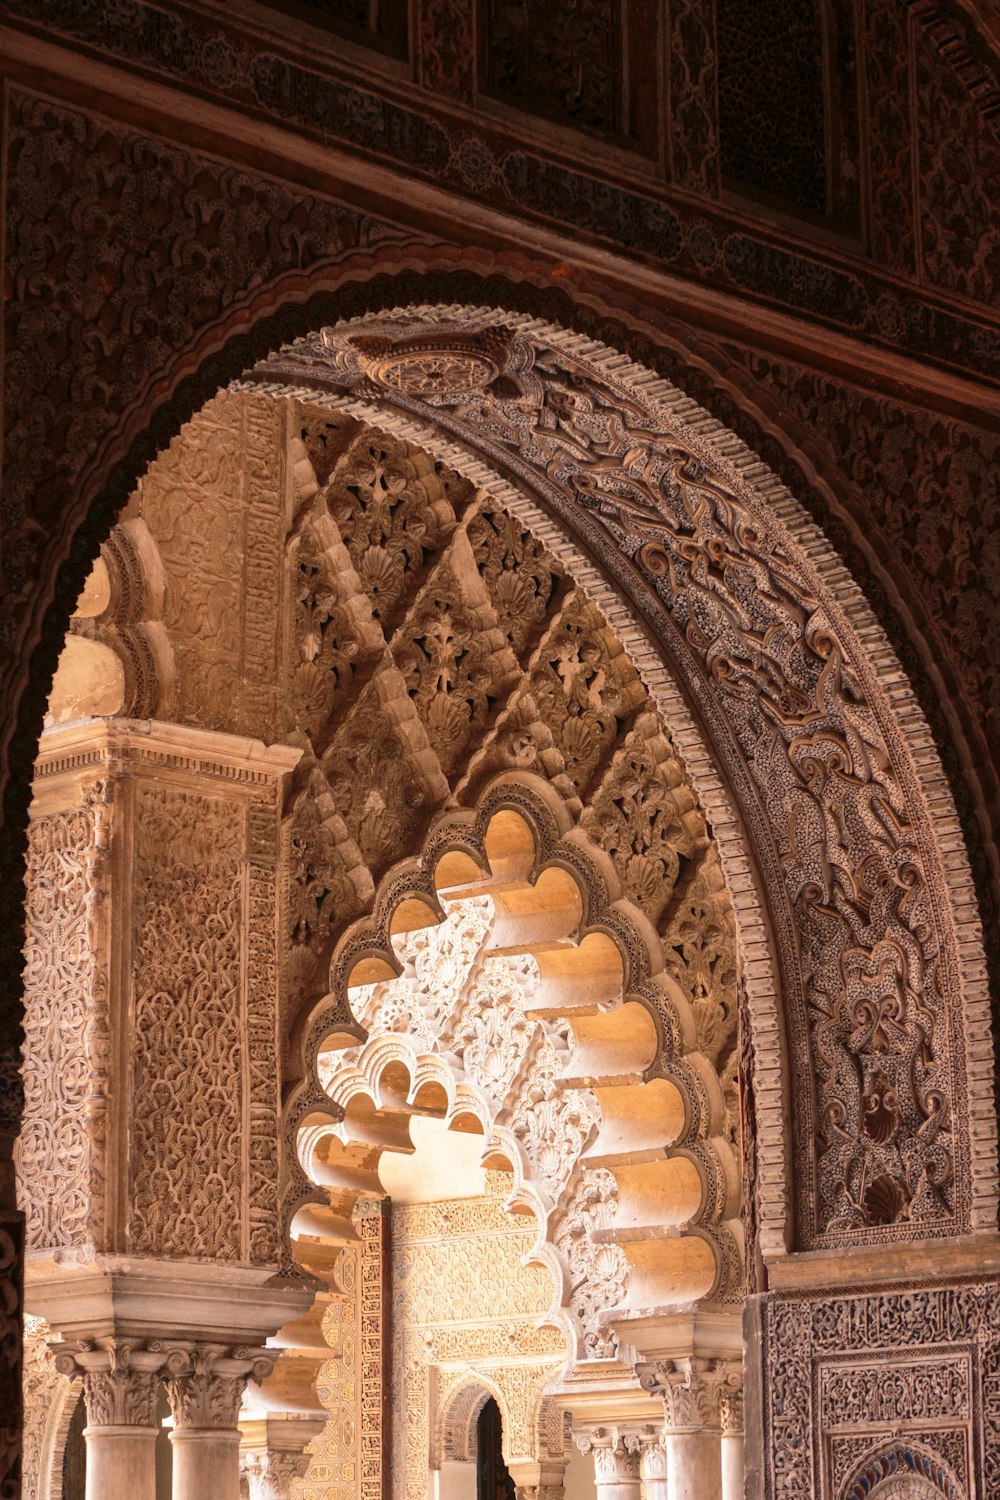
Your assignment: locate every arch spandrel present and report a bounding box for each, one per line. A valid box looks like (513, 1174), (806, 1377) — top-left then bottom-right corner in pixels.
(242, 305), (996, 1258)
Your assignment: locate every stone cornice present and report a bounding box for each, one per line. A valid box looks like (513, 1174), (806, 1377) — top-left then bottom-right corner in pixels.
(31, 718), (301, 812)
(23, 1254), (315, 1345)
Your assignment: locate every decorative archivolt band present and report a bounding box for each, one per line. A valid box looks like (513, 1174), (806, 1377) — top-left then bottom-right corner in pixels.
(242, 304), (996, 1254)
(284, 773), (743, 1362)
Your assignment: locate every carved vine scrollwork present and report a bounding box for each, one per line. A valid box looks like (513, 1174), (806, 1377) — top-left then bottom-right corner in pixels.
(249, 308), (990, 1250)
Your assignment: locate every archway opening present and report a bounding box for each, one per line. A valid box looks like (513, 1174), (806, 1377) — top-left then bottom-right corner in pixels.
(13, 299), (994, 1500)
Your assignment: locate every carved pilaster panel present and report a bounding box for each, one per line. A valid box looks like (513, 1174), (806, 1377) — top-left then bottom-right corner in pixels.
(127, 763), (283, 1266)
(129, 784), (245, 1260)
(760, 1280), (1000, 1499)
(16, 790), (112, 1251)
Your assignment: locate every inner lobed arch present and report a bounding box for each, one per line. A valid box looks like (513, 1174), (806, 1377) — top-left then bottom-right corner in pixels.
(293, 785), (742, 1366)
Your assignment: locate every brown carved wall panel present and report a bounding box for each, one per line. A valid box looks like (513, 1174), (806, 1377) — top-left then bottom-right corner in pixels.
(761, 1279), (1000, 1499)
(665, 0), (719, 194)
(717, 0), (827, 213)
(479, 0), (660, 149)
(915, 16), (1000, 304)
(481, 0), (623, 135)
(420, 0), (475, 98)
(256, 0), (409, 60)
(0, 86), (419, 773)
(713, 347), (1000, 781)
(863, 0), (918, 270)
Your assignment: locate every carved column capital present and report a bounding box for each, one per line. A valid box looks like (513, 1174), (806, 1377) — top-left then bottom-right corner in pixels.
(52, 1337), (167, 1428)
(241, 1449), (313, 1499)
(719, 1364), (744, 1436)
(575, 1426), (642, 1481)
(637, 1426), (668, 1481)
(638, 1357), (732, 1432)
(164, 1344), (276, 1431)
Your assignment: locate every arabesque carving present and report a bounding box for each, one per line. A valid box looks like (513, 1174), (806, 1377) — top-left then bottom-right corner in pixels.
(52, 1339), (168, 1428)
(247, 306), (993, 1251)
(15, 793), (112, 1252)
(164, 1345), (276, 1430)
(290, 777), (742, 1368)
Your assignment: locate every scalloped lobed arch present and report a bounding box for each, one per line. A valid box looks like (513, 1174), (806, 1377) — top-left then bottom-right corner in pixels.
(244, 304), (997, 1261)
(289, 776), (743, 1360)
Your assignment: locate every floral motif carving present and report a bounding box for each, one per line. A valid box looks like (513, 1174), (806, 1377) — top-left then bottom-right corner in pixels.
(551, 1169), (628, 1360)
(22, 1316), (77, 1500)
(130, 785), (245, 1259)
(270, 309), (983, 1249)
(52, 1339), (169, 1428)
(502, 1032), (599, 1206)
(164, 1345), (275, 1430)
(916, 20), (1000, 306)
(393, 1189), (562, 1499)
(761, 1283), (1000, 1500)
(15, 794), (111, 1251)
(581, 711), (707, 925)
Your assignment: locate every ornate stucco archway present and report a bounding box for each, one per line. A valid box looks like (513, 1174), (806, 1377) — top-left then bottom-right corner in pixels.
(245, 304), (996, 1260)
(13, 299), (997, 1500)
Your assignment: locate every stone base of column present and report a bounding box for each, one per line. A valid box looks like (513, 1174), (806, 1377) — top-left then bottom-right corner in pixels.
(171, 1427), (242, 1500)
(84, 1424), (158, 1500)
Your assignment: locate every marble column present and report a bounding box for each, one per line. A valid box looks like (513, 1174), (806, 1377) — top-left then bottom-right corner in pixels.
(239, 1415), (326, 1499)
(166, 1344), (276, 1500)
(578, 1428), (642, 1500)
(720, 1381), (744, 1500)
(53, 1338), (167, 1500)
(647, 1359), (727, 1500)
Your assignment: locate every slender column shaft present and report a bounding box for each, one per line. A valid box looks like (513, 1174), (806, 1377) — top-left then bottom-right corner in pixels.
(720, 1383), (745, 1500)
(665, 1430), (723, 1500)
(84, 1424), (158, 1500)
(722, 1430), (744, 1500)
(171, 1428), (242, 1500)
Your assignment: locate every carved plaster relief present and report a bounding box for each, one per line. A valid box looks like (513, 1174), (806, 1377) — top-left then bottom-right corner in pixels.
(245, 307), (995, 1254)
(392, 1187), (564, 1500)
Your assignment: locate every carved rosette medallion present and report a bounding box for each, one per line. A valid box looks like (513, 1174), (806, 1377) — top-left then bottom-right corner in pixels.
(350, 329), (513, 396)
